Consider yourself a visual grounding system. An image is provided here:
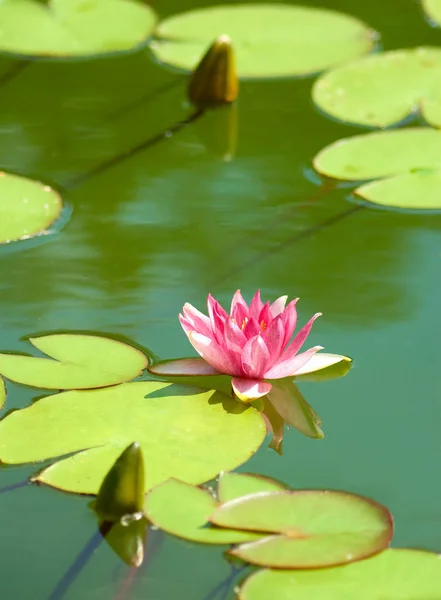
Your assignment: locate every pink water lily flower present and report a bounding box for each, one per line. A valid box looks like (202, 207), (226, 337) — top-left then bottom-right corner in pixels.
(177, 290), (323, 401)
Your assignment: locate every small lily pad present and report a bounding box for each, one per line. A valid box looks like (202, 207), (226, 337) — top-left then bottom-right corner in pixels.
(313, 128), (441, 210)
(144, 478), (262, 545)
(239, 549), (441, 599)
(0, 0), (157, 58)
(211, 490), (393, 568)
(312, 47), (441, 127)
(217, 472), (287, 503)
(152, 4), (375, 78)
(0, 334), (148, 389)
(0, 172), (62, 244)
(422, 0), (441, 26)
(0, 376), (5, 410)
(0, 382), (266, 495)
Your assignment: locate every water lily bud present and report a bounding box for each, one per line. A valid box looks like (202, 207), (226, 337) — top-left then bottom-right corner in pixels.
(95, 442), (145, 523)
(188, 34), (239, 106)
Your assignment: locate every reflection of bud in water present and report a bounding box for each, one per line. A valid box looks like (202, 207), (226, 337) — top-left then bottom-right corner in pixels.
(188, 34), (239, 106)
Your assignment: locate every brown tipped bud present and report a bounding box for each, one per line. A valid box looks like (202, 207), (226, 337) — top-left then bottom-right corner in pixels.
(188, 34), (239, 107)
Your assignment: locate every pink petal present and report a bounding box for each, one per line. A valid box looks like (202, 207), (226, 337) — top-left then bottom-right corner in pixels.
(243, 317), (261, 339)
(264, 345), (323, 379)
(148, 358), (221, 376)
(188, 331), (239, 376)
(284, 312), (322, 358)
(249, 290), (264, 319)
(280, 298), (299, 347)
(181, 303), (212, 337)
(232, 377), (272, 401)
(223, 317), (247, 358)
(258, 302), (272, 329)
(241, 335), (271, 378)
(207, 295), (228, 343)
(270, 295), (288, 318)
(262, 317), (285, 363)
(230, 290), (249, 317)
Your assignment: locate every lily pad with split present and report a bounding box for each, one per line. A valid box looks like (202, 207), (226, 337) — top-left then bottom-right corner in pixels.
(0, 0), (157, 58)
(313, 128), (441, 210)
(0, 334), (148, 389)
(144, 473), (286, 544)
(211, 490), (393, 568)
(152, 4), (375, 78)
(313, 47), (441, 128)
(0, 382), (266, 495)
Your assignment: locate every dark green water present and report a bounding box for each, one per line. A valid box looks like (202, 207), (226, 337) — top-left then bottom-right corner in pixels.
(1, 0), (441, 598)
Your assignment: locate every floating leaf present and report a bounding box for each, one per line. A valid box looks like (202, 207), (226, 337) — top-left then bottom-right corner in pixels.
(144, 478), (262, 544)
(0, 382), (266, 495)
(422, 0), (441, 26)
(152, 4), (375, 78)
(313, 47), (441, 127)
(0, 334), (148, 389)
(313, 128), (441, 210)
(211, 491), (393, 568)
(95, 442), (145, 523)
(188, 35), (239, 106)
(217, 472), (287, 503)
(0, 172), (62, 244)
(0, 0), (157, 58)
(239, 549), (441, 599)
(0, 376), (5, 410)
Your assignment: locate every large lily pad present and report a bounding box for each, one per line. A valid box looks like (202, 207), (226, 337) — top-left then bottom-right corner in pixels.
(0, 382), (266, 494)
(0, 334), (148, 389)
(423, 0), (441, 26)
(239, 549), (441, 599)
(0, 376), (5, 410)
(151, 4), (375, 78)
(211, 490), (393, 568)
(313, 128), (441, 210)
(0, 0), (157, 58)
(312, 47), (441, 128)
(0, 172), (62, 244)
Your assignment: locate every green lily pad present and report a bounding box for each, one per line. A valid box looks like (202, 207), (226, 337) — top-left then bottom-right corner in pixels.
(0, 376), (5, 410)
(422, 0), (441, 26)
(0, 334), (148, 389)
(0, 172), (62, 244)
(239, 549), (441, 599)
(0, 382), (266, 494)
(95, 442), (145, 523)
(312, 47), (441, 127)
(0, 0), (156, 58)
(151, 4), (375, 78)
(144, 478), (262, 545)
(217, 472), (287, 503)
(314, 128), (441, 210)
(211, 490), (393, 568)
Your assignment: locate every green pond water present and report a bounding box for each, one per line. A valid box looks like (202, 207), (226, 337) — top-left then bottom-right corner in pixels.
(0, 0), (441, 598)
